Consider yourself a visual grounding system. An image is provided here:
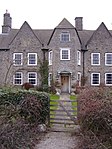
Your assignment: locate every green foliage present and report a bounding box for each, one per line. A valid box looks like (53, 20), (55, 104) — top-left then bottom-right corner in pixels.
(78, 87), (112, 148)
(39, 60), (49, 92)
(70, 95), (77, 116)
(0, 88), (50, 149)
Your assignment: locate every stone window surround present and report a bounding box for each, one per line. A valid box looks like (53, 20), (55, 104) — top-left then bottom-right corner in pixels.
(13, 72), (23, 85)
(60, 48), (70, 60)
(105, 73), (112, 86)
(13, 53), (23, 66)
(91, 73), (100, 86)
(28, 53), (37, 66)
(91, 53), (100, 65)
(105, 53), (112, 66)
(27, 72), (37, 85)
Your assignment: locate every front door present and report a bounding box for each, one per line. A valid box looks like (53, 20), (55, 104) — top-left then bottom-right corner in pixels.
(61, 76), (69, 93)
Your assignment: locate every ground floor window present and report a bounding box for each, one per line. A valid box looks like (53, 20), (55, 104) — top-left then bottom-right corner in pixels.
(28, 72), (37, 85)
(48, 73), (52, 86)
(105, 73), (112, 85)
(91, 73), (100, 85)
(77, 72), (81, 86)
(13, 72), (23, 85)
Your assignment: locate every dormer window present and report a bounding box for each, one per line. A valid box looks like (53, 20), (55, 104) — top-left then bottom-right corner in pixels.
(60, 32), (70, 42)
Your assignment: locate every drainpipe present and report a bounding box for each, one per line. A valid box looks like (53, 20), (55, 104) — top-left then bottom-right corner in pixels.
(82, 48), (87, 86)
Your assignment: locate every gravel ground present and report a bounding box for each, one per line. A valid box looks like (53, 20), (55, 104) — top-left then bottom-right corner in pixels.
(35, 131), (78, 149)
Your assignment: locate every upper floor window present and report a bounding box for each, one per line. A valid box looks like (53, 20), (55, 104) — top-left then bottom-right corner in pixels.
(105, 53), (112, 66)
(91, 73), (100, 86)
(13, 72), (23, 85)
(60, 32), (70, 42)
(28, 53), (37, 66)
(28, 72), (37, 85)
(60, 48), (70, 60)
(105, 73), (112, 86)
(91, 53), (100, 65)
(77, 51), (81, 65)
(49, 51), (53, 65)
(13, 53), (23, 66)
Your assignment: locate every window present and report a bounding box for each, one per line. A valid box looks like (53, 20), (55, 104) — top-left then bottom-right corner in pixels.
(13, 72), (23, 85)
(49, 51), (53, 65)
(13, 53), (23, 65)
(91, 73), (100, 85)
(28, 72), (37, 85)
(77, 72), (81, 86)
(60, 48), (70, 60)
(28, 53), (37, 65)
(105, 53), (112, 65)
(60, 32), (70, 42)
(77, 51), (81, 65)
(91, 53), (100, 65)
(105, 73), (112, 85)
(48, 73), (52, 86)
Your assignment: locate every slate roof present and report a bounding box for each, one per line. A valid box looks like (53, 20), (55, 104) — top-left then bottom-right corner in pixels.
(0, 18), (112, 50)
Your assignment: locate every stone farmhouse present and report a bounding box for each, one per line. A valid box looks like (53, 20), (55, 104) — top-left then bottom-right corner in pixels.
(0, 11), (112, 93)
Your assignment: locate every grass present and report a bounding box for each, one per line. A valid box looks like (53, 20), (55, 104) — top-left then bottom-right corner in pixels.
(49, 94), (59, 120)
(70, 95), (77, 116)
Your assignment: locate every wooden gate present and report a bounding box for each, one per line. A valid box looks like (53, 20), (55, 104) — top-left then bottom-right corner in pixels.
(49, 96), (78, 132)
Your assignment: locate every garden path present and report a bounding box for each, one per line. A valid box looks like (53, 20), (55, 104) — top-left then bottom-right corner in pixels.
(35, 94), (79, 149)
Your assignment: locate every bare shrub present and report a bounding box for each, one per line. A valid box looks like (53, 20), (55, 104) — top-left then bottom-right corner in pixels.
(78, 86), (112, 149)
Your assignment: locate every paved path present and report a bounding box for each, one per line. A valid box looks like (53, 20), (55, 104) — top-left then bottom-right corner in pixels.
(35, 94), (79, 149)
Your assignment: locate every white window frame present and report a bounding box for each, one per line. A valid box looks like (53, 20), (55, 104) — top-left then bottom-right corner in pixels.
(49, 51), (53, 65)
(13, 72), (23, 85)
(77, 51), (81, 65)
(60, 48), (70, 60)
(60, 32), (70, 42)
(28, 53), (37, 66)
(91, 73), (100, 86)
(105, 53), (112, 66)
(77, 72), (81, 86)
(105, 73), (112, 86)
(91, 53), (100, 65)
(13, 53), (23, 66)
(27, 72), (37, 85)
(48, 73), (52, 86)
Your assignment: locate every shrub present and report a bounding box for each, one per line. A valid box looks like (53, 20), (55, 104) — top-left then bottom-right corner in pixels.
(0, 88), (49, 149)
(78, 87), (112, 148)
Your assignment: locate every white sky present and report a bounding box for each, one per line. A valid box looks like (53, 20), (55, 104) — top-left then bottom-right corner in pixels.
(0, 0), (112, 33)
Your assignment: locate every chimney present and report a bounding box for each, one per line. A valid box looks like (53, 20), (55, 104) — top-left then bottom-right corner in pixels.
(75, 17), (83, 31)
(2, 10), (12, 33)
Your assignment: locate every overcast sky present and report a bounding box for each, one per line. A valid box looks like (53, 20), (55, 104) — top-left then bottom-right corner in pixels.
(0, 0), (112, 33)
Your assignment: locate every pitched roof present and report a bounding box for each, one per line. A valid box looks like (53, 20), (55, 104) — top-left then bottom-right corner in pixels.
(9, 21), (43, 45)
(56, 18), (75, 29)
(34, 29), (53, 45)
(0, 29), (18, 49)
(86, 22), (112, 46)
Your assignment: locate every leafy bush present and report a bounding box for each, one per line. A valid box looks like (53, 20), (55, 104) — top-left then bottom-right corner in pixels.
(0, 88), (49, 149)
(78, 86), (112, 148)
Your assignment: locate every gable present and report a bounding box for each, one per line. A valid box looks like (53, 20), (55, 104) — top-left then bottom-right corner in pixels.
(56, 18), (75, 29)
(48, 18), (81, 45)
(86, 22), (112, 46)
(9, 21), (42, 47)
